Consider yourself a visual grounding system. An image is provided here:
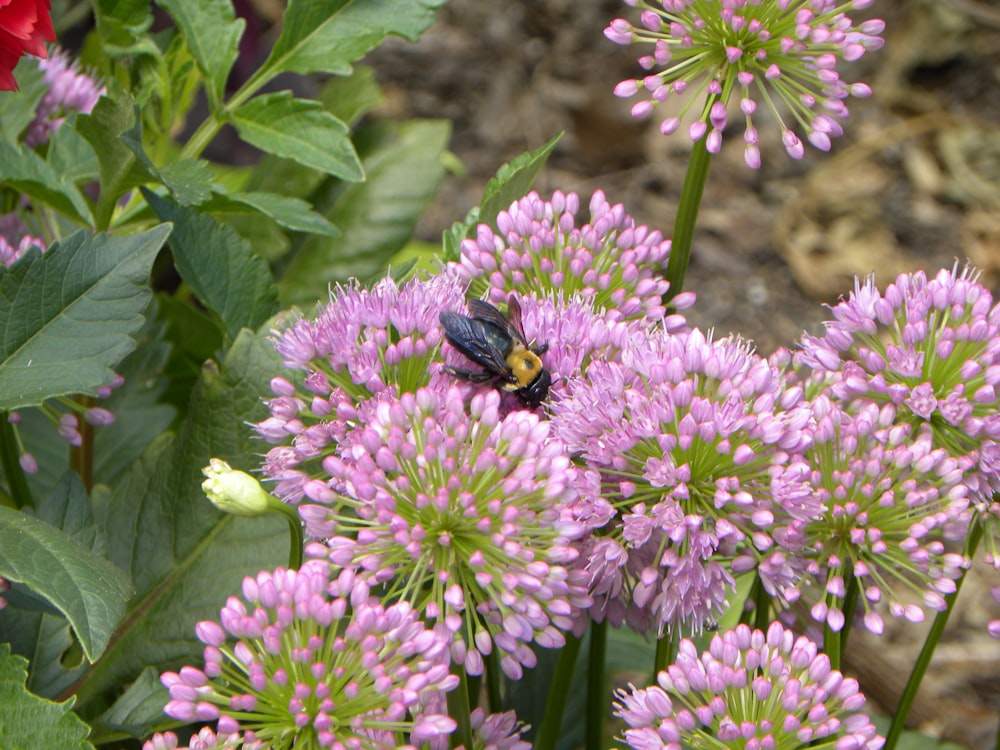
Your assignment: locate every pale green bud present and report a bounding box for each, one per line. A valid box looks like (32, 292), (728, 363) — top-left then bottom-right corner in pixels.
(202, 458), (271, 516)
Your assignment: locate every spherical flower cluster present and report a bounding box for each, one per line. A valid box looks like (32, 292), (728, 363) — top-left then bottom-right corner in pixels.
(606, 0), (884, 168)
(24, 47), (105, 146)
(773, 397), (970, 634)
(159, 560), (458, 750)
(797, 266), (1000, 558)
(613, 622), (883, 750)
(143, 728), (244, 750)
(0, 0), (54, 91)
(450, 190), (676, 322)
(550, 328), (806, 634)
(312, 386), (591, 679)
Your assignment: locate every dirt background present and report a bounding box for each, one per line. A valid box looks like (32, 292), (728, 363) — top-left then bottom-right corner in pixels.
(363, 2), (1000, 748)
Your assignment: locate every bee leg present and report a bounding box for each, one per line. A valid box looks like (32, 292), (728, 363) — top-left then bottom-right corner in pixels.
(442, 365), (496, 384)
(531, 343), (549, 356)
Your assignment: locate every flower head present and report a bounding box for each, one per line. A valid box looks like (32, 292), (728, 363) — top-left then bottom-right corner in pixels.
(550, 328), (804, 634)
(774, 396), (970, 634)
(614, 622), (883, 750)
(797, 265), (1000, 559)
(606, 0), (884, 167)
(0, 0), (54, 91)
(450, 190), (677, 322)
(159, 560), (458, 750)
(24, 47), (105, 145)
(310, 385), (591, 679)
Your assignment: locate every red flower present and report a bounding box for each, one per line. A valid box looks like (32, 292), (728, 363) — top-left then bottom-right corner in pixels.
(0, 0), (54, 91)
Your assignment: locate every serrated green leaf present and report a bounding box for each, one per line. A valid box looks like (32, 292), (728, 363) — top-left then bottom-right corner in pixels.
(207, 189), (338, 236)
(279, 119), (450, 305)
(0, 59), (47, 142)
(263, 0), (444, 79)
(442, 206), (479, 262)
(231, 91), (363, 181)
(0, 143), (92, 225)
(0, 645), (94, 750)
(316, 65), (384, 126)
(72, 331), (288, 713)
(144, 190), (279, 342)
(158, 159), (214, 206)
(92, 0), (155, 54)
(0, 506), (133, 663)
(0, 225), (171, 411)
(76, 94), (158, 229)
(480, 131), (562, 227)
(155, 0), (244, 106)
(47, 126), (100, 184)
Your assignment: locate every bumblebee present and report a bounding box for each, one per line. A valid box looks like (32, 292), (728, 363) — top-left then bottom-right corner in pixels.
(439, 295), (552, 408)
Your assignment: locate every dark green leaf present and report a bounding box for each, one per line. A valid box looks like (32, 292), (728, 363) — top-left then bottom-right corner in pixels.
(280, 119), (450, 305)
(154, 292), (224, 413)
(73, 331), (288, 714)
(316, 65), (384, 126)
(92, 0), (155, 54)
(0, 59), (47, 142)
(480, 132), (562, 227)
(207, 190), (339, 236)
(263, 0), (444, 78)
(230, 91), (363, 181)
(0, 143), (92, 225)
(0, 225), (171, 411)
(0, 645), (94, 750)
(0, 506), (133, 663)
(155, 0), (244, 106)
(144, 190), (280, 341)
(77, 94), (158, 229)
(94, 667), (169, 740)
(158, 159), (214, 206)
(47, 126), (100, 184)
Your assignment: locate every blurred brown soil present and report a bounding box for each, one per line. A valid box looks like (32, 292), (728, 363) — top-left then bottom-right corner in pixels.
(365, 1), (1000, 747)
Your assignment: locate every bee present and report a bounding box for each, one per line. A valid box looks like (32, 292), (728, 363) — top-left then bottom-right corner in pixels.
(439, 294), (552, 408)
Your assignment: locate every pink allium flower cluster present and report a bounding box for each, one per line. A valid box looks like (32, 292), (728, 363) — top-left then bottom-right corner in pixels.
(797, 265), (1000, 566)
(450, 190), (678, 322)
(614, 622), (884, 750)
(773, 397), (970, 634)
(606, 0), (884, 167)
(312, 386), (591, 680)
(550, 328), (805, 634)
(143, 728), (244, 750)
(159, 560), (458, 750)
(24, 47), (105, 146)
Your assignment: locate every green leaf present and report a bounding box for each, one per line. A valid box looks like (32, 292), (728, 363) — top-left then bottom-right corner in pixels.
(73, 331), (288, 714)
(0, 59), (47, 142)
(441, 134), (562, 260)
(154, 292), (223, 413)
(316, 65), (384, 126)
(262, 0), (444, 79)
(0, 225), (171, 411)
(76, 94), (158, 229)
(94, 667), (169, 740)
(0, 506), (133, 663)
(92, 0), (155, 55)
(206, 190), (339, 236)
(155, 0), (244, 106)
(144, 190), (280, 342)
(47, 126), (100, 184)
(230, 91), (363, 181)
(280, 119), (450, 305)
(0, 645), (94, 750)
(157, 159), (214, 206)
(0, 143), (92, 225)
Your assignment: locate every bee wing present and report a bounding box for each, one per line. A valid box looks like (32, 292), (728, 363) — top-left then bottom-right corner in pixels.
(504, 294), (530, 344)
(439, 311), (515, 378)
(467, 297), (527, 345)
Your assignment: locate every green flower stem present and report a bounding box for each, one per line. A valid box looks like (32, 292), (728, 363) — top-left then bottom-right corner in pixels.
(447, 669), (474, 750)
(653, 631), (678, 679)
(665, 135), (714, 301)
(0, 414), (33, 509)
(534, 631), (583, 750)
(69, 396), (95, 492)
(753, 574), (772, 631)
(586, 620), (607, 750)
(269, 499), (303, 570)
(485, 649), (502, 713)
(884, 519), (984, 750)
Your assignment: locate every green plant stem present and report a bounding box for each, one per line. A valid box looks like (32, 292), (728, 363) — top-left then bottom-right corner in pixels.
(269, 499), (304, 570)
(534, 631), (583, 750)
(0, 414), (33, 509)
(753, 574), (772, 631)
(69, 396), (95, 492)
(485, 649), (502, 713)
(447, 669), (474, 750)
(883, 520), (984, 750)
(587, 620), (607, 750)
(653, 630), (678, 679)
(665, 137), (713, 301)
